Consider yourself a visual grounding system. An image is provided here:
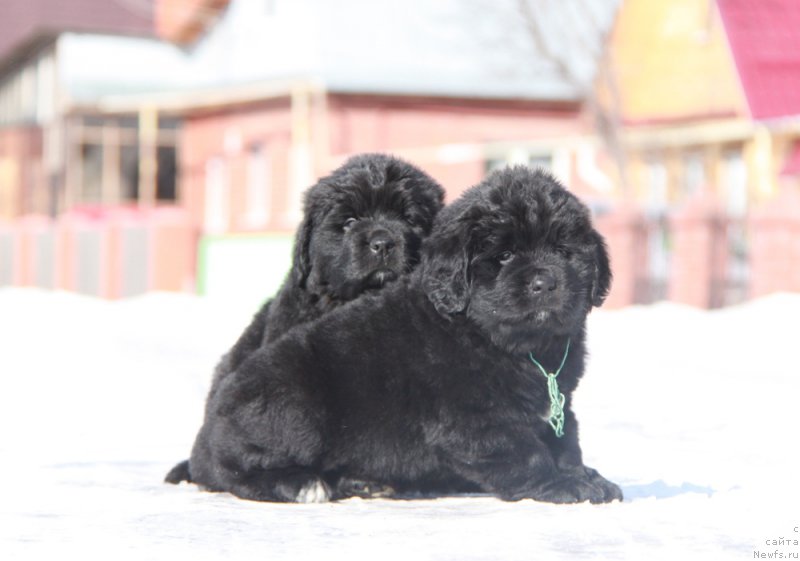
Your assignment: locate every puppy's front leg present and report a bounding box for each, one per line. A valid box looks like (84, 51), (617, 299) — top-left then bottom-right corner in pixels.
(443, 431), (612, 504)
(543, 407), (623, 503)
(494, 454), (611, 504)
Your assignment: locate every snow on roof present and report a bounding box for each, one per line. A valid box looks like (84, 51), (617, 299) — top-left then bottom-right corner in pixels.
(60, 0), (620, 104)
(58, 33), (193, 102)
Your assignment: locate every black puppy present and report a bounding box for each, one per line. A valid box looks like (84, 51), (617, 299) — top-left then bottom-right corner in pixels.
(165, 153), (444, 484)
(185, 167), (622, 504)
(216, 153), (444, 371)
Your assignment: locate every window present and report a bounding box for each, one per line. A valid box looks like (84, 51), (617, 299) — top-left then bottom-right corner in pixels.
(528, 154), (553, 171)
(646, 158), (668, 209)
(485, 150), (553, 175)
(485, 158), (506, 174)
(0, 48), (55, 126)
(120, 145), (140, 202)
(722, 150), (747, 217)
(36, 53), (56, 123)
(70, 115), (180, 206)
(244, 145), (271, 229)
(683, 151), (705, 196)
(644, 158), (670, 302)
(722, 149), (749, 304)
(205, 157), (229, 234)
(80, 144), (103, 204)
(156, 146), (177, 201)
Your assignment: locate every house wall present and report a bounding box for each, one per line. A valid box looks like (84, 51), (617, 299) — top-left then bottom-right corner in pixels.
(0, 126), (43, 219)
(607, 0), (746, 124)
(327, 95), (587, 201)
(179, 99), (294, 233)
(178, 93), (589, 236)
(170, 91), (603, 304)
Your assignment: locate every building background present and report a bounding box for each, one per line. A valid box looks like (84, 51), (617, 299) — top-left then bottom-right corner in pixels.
(599, 0), (800, 307)
(1, 0), (799, 309)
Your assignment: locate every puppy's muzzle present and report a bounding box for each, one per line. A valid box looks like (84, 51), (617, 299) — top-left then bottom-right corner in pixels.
(530, 269), (557, 294)
(368, 230), (396, 259)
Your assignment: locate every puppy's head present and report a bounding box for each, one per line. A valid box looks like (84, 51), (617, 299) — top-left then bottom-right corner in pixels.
(422, 167), (610, 353)
(292, 153), (444, 301)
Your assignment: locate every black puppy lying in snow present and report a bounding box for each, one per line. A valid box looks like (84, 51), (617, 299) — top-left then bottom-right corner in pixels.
(183, 167), (622, 504)
(165, 153), (444, 484)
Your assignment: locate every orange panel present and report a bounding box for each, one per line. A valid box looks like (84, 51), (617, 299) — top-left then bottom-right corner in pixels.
(607, 0), (747, 123)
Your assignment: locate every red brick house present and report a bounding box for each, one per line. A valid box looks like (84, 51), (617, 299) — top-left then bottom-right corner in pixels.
(0, 0), (625, 302)
(4, 0), (799, 309)
(134, 0), (617, 236)
(163, 89), (591, 235)
(0, 0), (156, 219)
(595, 0), (800, 308)
(718, 0), (800, 299)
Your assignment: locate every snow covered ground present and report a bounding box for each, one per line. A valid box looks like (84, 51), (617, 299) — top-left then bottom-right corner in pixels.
(1, 287), (798, 560)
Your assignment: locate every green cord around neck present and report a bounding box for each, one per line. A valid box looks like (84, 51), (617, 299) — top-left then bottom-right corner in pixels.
(528, 338), (571, 438)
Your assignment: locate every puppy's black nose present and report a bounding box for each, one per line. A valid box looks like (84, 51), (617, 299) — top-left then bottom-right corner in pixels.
(368, 231), (396, 256)
(531, 270), (557, 293)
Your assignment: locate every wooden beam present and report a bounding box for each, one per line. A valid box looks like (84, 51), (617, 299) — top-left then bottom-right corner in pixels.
(138, 106), (158, 208)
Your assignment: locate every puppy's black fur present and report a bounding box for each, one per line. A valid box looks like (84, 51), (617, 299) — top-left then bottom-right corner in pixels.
(183, 167), (621, 504)
(165, 153), (444, 485)
(217, 153), (444, 370)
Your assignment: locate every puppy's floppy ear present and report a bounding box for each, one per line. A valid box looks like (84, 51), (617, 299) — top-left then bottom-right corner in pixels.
(590, 230), (612, 307)
(290, 211), (314, 289)
(421, 211), (474, 316)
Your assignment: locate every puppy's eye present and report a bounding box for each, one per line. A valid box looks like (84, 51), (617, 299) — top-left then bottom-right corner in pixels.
(496, 251), (514, 265)
(343, 218), (358, 231)
(557, 246), (573, 258)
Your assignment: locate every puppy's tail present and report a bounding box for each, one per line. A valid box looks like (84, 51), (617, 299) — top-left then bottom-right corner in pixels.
(164, 459), (192, 484)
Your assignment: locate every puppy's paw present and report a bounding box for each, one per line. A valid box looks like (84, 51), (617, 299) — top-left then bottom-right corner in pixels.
(583, 467), (623, 502)
(334, 477), (396, 499)
(516, 474), (611, 504)
(598, 479), (623, 503)
(295, 478), (331, 504)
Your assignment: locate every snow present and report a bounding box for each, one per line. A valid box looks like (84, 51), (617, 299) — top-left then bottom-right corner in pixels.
(1, 287), (798, 560)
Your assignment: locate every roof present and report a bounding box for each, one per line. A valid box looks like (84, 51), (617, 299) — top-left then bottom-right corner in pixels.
(239, 0), (620, 102)
(0, 0), (154, 70)
(717, 0), (800, 120)
(59, 0), (620, 105)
